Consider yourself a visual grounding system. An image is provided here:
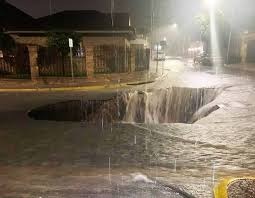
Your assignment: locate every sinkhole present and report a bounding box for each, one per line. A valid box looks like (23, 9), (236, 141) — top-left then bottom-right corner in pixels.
(28, 87), (220, 124)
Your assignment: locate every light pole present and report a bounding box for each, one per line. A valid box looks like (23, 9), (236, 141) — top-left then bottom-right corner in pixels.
(156, 43), (159, 73)
(68, 38), (74, 80)
(49, 0), (52, 15)
(155, 43), (162, 73)
(150, 0), (154, 60)
(204, 0), (223, 70)
(110, 0), (114, 27)
(205, 0), (233, 65)
(226, 24), (232, 64)
(205, 0), (234, 66)
(226, 8), (235, 64)
(167, 23), (178, 56)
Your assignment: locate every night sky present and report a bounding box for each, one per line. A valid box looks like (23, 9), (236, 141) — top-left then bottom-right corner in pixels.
(6, 0), (255, 30)
(6, 0), (150, 30)
(6, 0), (144, 18)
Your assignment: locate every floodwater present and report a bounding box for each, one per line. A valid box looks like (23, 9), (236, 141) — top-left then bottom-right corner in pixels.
(1, 60), (255, 197)
(28, 87), (219, 124)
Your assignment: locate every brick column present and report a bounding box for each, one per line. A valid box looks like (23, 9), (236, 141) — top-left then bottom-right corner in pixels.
(27, 45), (39, 80)
(130, 46), (136, 72)
(85, 45), (94, 78)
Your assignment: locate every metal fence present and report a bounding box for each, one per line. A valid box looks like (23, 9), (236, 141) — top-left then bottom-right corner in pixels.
(0, 57), (16, 75)
(38, 47), (86, 77)
(0, 45), (31, 79)
(0, 45), (150, 79)
(93, 45), (129, 74)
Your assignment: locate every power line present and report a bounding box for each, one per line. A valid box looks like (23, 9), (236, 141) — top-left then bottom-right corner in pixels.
(111, 0), (114, 27)
(49, 0), (52, 15)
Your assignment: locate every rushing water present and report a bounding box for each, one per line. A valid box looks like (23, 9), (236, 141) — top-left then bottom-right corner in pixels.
(1, 68), (255, 197)
(123, 87), (218, 124)
(28, 87), (219, 124)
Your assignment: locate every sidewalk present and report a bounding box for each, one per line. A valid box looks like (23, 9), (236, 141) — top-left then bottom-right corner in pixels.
(0, 71), (158, 91)
(224, 63), (255, 73)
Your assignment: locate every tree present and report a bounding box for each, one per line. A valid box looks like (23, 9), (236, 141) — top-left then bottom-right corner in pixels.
(47, 31), (82, 57)
(195, 14), (210, 43)
(0, 31), (16, 57)
(196, 11), (229, 55)
(46, 31), (82, 76)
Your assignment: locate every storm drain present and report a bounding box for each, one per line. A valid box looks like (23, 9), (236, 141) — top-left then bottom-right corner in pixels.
(227, 179), (255, 198)
(28, 87), (220, 124)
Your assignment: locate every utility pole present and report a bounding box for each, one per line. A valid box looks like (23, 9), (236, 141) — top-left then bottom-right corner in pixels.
(49, 0), (52, 15)
(226, 28), (232, 64)
(156, 43), (159, 73)
(226, 8), (235, 65)
(150, 0), (153, 29)
(150, 0), (154, 60)
(111, 0), (114, 27)
(69, 38), (74, 80)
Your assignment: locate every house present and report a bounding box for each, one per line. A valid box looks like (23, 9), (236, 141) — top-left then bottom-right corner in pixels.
(0, 1), (150, 79)
(0, 0), (35, 31)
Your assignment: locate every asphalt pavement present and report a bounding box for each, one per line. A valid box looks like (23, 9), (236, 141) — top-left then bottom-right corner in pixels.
(1, 59), (255, 197)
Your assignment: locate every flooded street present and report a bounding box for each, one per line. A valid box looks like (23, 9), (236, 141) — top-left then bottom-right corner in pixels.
(1, 60), (255, 197)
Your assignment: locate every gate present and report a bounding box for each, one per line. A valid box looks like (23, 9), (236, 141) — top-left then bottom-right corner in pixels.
(38, 47), (86, 77)
(15, 45), (31, 78)
(93, 45), (129, 74)
(0, 45), (31, 79)
(135, 48), (150, 71)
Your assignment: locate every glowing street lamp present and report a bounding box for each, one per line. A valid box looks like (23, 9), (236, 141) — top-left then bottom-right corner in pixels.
(205, 0), (222, 69)
(172, 23), (177, 28)
(205, 0), (218, 9)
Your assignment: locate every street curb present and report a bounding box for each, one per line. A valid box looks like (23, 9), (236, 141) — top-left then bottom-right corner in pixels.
(214, 177), (255, 198)
(224, 65), (255, 73)
(0, 83), (129, 92)
(126, 80), (155, 86)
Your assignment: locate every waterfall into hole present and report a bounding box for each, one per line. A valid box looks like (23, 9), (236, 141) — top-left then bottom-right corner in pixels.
(28, 87), (220, 124)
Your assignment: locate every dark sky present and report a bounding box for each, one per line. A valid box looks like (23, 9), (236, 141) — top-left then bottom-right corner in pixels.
(6, 0), (152, 30)
(6, 0), (255, 30)
(7, 0), (144, 18)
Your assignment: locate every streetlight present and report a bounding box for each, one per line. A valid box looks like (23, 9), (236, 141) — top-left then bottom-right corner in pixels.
(204, 0), (232, 65)
(204, 0), (218, 9)
(172, 23), (178, 29)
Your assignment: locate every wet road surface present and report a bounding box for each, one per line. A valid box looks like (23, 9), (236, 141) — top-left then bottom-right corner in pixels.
(0, 60), (255, 197)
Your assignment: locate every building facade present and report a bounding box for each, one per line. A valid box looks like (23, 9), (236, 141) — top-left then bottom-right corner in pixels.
(0, 1), (150, 80)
